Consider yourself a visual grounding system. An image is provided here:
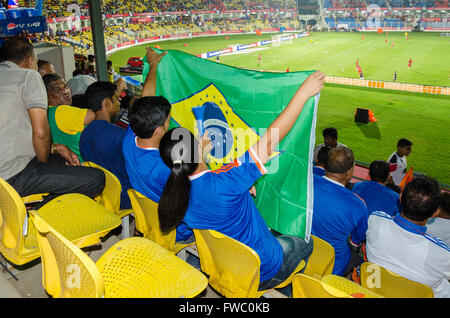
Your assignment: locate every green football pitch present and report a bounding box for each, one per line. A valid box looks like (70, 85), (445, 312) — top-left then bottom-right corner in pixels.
(109, 32), (450, 186)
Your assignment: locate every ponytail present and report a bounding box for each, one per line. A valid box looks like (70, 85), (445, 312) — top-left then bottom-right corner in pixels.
(158, 164), (191, 234)
(158, 128), (199, 234)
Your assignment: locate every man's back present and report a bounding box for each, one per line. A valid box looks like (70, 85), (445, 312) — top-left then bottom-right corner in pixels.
(311, 174), (368, 276)
(0, 61), (47, 180)
(122, 127), (170, 203)
(80, 120), (131, 209)
(352, 180), (401, 216)
(366, 211), (450, 298)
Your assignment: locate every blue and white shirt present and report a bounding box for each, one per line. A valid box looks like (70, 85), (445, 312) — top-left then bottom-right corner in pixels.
(311, 175), (369, 276)
(183, 147), (283, 283)
(122, 127), (192, 241)
(366, 211), (450, 298)
(352, 180), (401, 216)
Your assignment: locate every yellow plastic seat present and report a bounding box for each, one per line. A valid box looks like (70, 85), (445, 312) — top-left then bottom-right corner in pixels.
(360, 262), (434, 298)
(292, 274), (383, 298)
(193, 229), (305, 298)
(29, 211), (208, 298)
(0, 178), (121, 266)
(321, 275), (384, 298)
(127, 189), (193, 254)
(302, 235), (335, 279)
(83, 162), (133, 239)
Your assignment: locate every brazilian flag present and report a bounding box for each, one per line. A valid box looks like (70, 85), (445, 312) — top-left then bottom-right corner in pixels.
(147, 49), (320, 241)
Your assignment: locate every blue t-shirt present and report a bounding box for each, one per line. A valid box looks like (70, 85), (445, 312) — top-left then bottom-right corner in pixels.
(79, 120), (132, 209)
(352, 181), (401, 216)
(313, 166), (326, 176)
(122, 127), (191, 241)
(311, 175), (368, 276)
(183, 148), (283, 282)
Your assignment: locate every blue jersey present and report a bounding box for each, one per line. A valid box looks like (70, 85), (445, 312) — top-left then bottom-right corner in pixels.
(311, 175), (368, 276)
(313, 166), (326, 176)
(183, 148), (283, 282)
(79, 120), (132, 209)
(352, 181), (401, 216)
(122, 127), (191, 241)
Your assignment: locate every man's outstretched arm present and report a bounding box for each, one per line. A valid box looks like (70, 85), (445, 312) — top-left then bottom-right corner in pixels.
(141, 48), (167, 97)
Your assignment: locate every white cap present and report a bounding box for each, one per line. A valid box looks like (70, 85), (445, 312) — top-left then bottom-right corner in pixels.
(67, 74), (96, 95)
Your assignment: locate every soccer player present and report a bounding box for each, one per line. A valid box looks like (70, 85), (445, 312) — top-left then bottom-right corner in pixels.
(393, 71), (397, 82)
(408, 58), (413, 69)
(388, 138), (412, 186)
(258, 53), (261, 65)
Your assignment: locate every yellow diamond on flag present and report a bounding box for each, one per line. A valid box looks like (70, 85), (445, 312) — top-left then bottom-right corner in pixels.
(171, 83), (280, 170)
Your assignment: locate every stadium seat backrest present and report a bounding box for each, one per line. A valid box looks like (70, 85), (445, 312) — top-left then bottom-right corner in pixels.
(84, 161), (121, 215)
(360, 262), (434, 298)
(127, 188), (177, 251)
(0, 177), (29, 263)
(303, 235), (335, 279)
(193, 229), (263, 298)
(29, 210), (104, 298)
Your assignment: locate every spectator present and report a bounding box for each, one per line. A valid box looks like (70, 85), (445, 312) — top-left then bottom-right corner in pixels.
(313, 146), (328, 176)
(427, 191), (450, 247)
(37, 59), (55, 77)
(352, 160), (401, 216)
(313, 127), (347, 163)
(107, 60), (115, 82)
(43, 73), (95, 159)
(157, 71), (325, 290)
(113, 48), (165, 130)
(311, 146), (368, 276)
(67, 72), (96, 96)
(0, 37), (105, 208)
(388, 138), (412, 186)
(80, 81), (132, 209)
(366, 176), (449, 298)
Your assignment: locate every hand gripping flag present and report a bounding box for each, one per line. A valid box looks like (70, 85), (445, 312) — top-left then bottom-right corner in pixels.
(148, 48), (320, 241)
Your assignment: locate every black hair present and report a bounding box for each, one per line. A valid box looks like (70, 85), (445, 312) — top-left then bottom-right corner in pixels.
(401, 175), (441, 221)
(316, 146), (329, 166)
(128, 96), (171, 139)
(71, 94), (88, 109)
(72, 69), (83, 77)
(107, 60), (112, 67)
(0, 37), (34, 64)
(369, 160), (390, 183)
(439, 192), (450, 217)
(158, 128), (200, 234)
(397, 138), (412, 148)
(42, 73), (63, 92)
(323, 127), (338, 139)
(325, 146), (354, 174)
(84, 81), (117, 112)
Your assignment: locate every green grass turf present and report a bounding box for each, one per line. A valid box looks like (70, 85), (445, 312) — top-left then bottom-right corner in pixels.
(108, 32), (450, 185)
(317, 84), (450, 186)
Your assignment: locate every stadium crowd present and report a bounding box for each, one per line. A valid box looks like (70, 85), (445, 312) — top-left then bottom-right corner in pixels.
(0, 23), (449, 297)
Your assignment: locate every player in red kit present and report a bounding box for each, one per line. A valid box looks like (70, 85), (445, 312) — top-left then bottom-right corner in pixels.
(408, 58), (412, 69)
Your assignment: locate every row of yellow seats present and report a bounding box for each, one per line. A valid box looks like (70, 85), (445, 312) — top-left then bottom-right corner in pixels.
(10, 161), (435, 298)
(102, 161), (433, 299)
